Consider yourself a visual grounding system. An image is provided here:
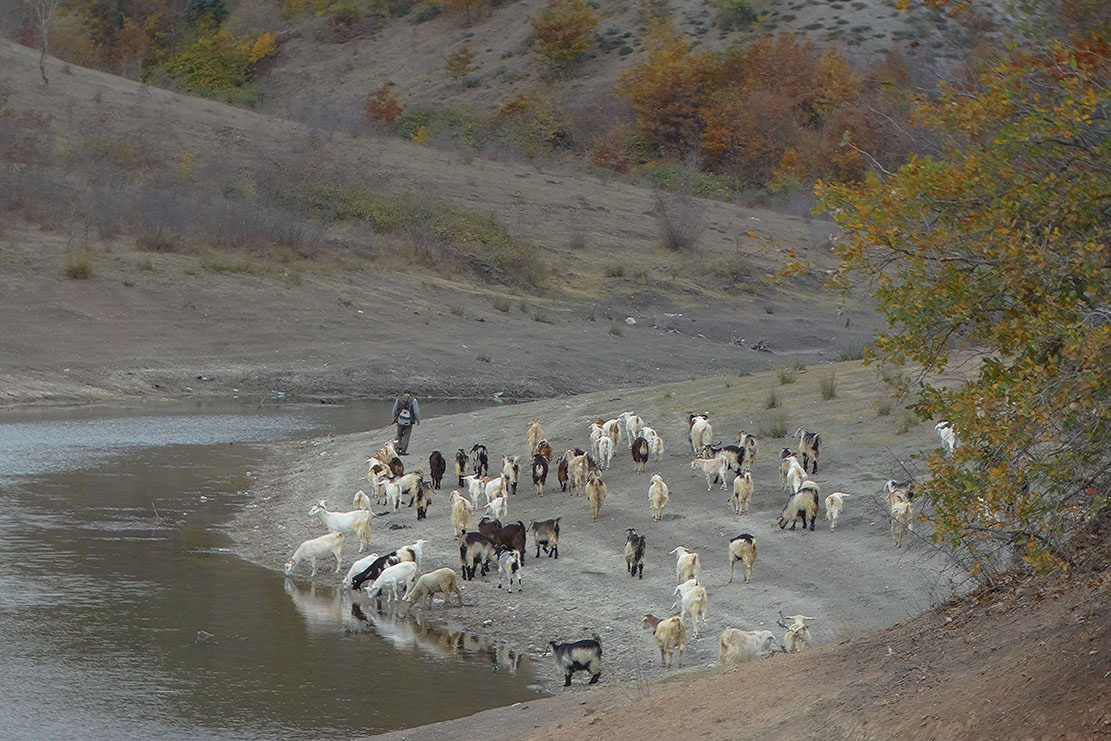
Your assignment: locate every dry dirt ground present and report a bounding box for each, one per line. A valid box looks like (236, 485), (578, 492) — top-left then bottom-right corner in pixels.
(232, 363), (962, 690)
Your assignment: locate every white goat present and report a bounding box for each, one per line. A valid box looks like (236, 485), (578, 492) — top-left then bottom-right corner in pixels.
(406, 567), (464, 608)
(450, 490), (474, 536)
(642, 614), (687, 667)
(619, 411), (645, 448)
(825, 492), (850, 531)
(568, 453), (591, 495)
(736, 430), (757, 472)
(352, 489), (372, 512)
(670, 546), (701, 585)
(672, 579), (708, 638)
(936, 421), (959, 455)
(284, 532), (344, 576)
(691, 456), (729, 491)
(602, 418), (622, 447)
(589, 422), (606, 460)
(891, 499), (914, 548)
(497, 548), (522, 593)
(586, 470), (606, 521)
(396, 538), (427, 571)
(485, 494), (508, 521)
(597, 435), (615, 470)
(648, 473), (670, 521)
(719, 628), (783, 665)
(642, 429), (665, 461)
(731, 470), (754, 514)
(364, 560), (418, 602)
(780, 454), (808, 495)
(784, 614), (815, 653)
(727, 534), (757, 584)
(689, 414), (713, 453)
(308, 501), (372, 552)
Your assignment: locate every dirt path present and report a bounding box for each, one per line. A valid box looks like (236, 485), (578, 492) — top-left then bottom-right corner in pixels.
(230, 362), (958, 693)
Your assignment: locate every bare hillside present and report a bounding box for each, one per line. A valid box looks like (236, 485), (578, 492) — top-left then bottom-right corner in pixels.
(1, 39), (884, 405)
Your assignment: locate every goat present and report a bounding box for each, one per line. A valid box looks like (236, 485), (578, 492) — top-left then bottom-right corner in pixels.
(730, 471), (754, 514)
(478, 517), (527, 561)
(780, 454), (808, 495)
(736, 430), (758, 472)
(618, 411), (645, 448)
(529, 517), (561, 558)
(350, 550), (404, 590)
(648, 473), (670, 521)
(395, 538), (427, 571)
(484, 494), (508, 522)
(284, 532), (344, 576)
(691, 456), (729, 491)
(884, 479), (917, 503)
(497, 547), (522, 592)
(670, 546), (701, 584)
(672, 579), (708, 638)
(395, 471), (424, 506)
(784, 614), (815, 653)
(411, 478), (432, 520)
(891, 499), (914, 548)
(454, 448), (469, 487)
(936, 421), (959, 455)
(778, 481), (820, 531)
(366, 460), (392, 503)
(531, 453), (549, 496)
(728, 533), (757, 584)
(586, 470), (606, 521)
(308, 501), (372, 552)
(388, 456), (404, 477)
(343, 552), (380, 589)
(825, 492), (850, 531)
(589, 423), (606, 460)
(470, 443), (489, 478)
(458, 531), (497, 580)
(631, 436), (650, 474)
(364, 561), (418, 603)
(625, 528), (646, 578)
(352, 489), (372, 512)
(596, 435), (615, 470)
(501, 455), (520, 496)
(688, 413), (713, 453)
(372, 441), (399, 466)
(526, 419), (545, 456)
(642, 614), (686, 667)
(536, 439), (553, 462)
(450, 490), (474, 536)
(602, 418), (622, 447)
(556, 450), (572, 492)
(642, 428), (665, 461)
(484, 474), (508, 506)
(406, 567), (464, 609)
(794, 427), (821, 474)
(719, 628), (783, 665)
(568, 452), (591, 496)
(428, 450), (446, 489)
(549, 639), (602, 686)
(702, 443), (746, 474)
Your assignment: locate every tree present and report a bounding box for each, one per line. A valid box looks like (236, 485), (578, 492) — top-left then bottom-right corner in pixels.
(365, 83), (404, 125)
(815, 39), (1111, 577)
(530, 0), (599, 69)
(27, 0), (62, 84)
(444, 45), (477, 81)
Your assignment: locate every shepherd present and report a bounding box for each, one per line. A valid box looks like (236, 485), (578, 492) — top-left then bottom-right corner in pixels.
(391, 389), (420, 455)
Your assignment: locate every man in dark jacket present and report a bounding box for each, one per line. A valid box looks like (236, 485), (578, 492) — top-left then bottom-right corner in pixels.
(391, 390), (420, 455)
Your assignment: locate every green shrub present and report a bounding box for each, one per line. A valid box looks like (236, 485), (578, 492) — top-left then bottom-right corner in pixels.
(838, 344), (867, 361)
(609, 324), (623, 336)
(759, 411), (789, 438)
(449, 305), (465, 316)
(532, 308), (552, 323)
(712, 0), (758, 31)
(818, 370), (837, 400)
(492, 296), (511, 312)
(64, 249), (93, 279)
(876, 398), (892, 416)
(765, 390), (779, 409)
(603, 262), (626, 278)
(778, 366), (797, 384)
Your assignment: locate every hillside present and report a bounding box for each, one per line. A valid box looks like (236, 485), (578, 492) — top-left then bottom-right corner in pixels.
(252, 0), (1009, 124)
(0, 38), (886, 406)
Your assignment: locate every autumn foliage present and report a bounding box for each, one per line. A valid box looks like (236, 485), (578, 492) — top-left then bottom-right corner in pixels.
(615, 24), (893, 186)
(365, 84), (405, 125)
(817, 39), (1111, 577)
(530, 0), (599, 66)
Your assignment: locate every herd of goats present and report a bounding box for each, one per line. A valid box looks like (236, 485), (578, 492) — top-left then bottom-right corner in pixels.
(282, 410), (956, 687)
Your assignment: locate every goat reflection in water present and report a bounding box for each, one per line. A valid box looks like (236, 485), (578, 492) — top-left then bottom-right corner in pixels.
(283, 578), (526, 672)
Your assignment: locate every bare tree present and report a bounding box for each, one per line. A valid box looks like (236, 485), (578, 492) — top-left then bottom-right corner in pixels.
(28, 0), (61, 85)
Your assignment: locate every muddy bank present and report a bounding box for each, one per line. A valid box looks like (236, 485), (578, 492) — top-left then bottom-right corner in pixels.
(229, 364), (956, 694)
